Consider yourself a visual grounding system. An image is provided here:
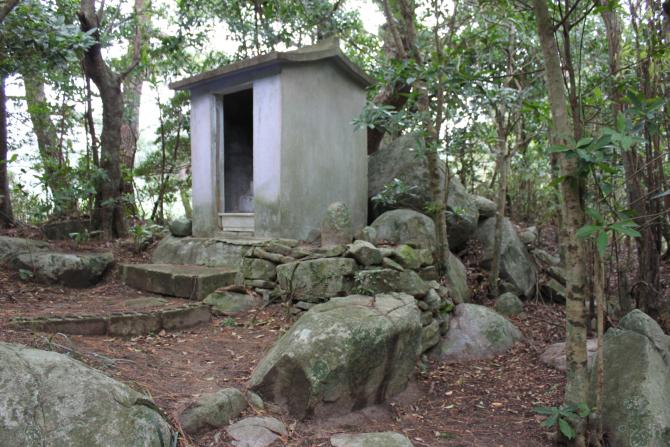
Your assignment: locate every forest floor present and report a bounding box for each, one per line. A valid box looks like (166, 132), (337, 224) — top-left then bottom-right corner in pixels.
(0, 228), (567, 446)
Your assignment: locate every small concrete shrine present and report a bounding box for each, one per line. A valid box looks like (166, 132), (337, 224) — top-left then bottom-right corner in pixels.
(170, 38), (371, 240)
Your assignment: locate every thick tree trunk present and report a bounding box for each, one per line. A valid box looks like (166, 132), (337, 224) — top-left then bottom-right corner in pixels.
(534, 0), (589, 444)
(0, 76), (13, 227)
(79, 0), (139, 239)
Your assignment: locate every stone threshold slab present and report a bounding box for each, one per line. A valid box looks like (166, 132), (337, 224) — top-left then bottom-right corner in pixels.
(121, 264), (237, 300)
(10, 303), (211, 336)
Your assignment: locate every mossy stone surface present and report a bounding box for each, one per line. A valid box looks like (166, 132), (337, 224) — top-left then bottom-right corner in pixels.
(249, 293), (421, 419)
(0, 342), (173, 446)
(494, 292), (523, 316)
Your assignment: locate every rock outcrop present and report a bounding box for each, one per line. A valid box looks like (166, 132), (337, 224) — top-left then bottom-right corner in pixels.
(432, 304), (522, 362)
(370, 209), (436, 249)
(591, 310), (670, 446)
(11, 251), (114, 287)
(474, 217), (537, 298)
(249, 293), (421, 419)
(0, 342), (173, 446)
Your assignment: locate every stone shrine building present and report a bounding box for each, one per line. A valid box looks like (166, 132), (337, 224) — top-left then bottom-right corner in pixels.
(170, 39), (371, 240)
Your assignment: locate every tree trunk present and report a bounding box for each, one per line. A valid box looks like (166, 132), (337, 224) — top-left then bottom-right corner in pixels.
(0, 0), (20, 24)
(22, 73), (77, 215)
(120, 0), (147, 215)
(79, 0), (139, 239)
(0, 75), (13, 227)
(490, 124), (509, 297)
(533, 0), (589, 444)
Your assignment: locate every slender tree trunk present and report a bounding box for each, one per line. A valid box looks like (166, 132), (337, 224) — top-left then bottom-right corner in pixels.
(120, 0), (147, 215)
(0, 0), (20, 24)
(534, 0), (589, 444)
(0, 76), (13, 227)
(22, 73), (77, 215)
(490, 122), (509, 297)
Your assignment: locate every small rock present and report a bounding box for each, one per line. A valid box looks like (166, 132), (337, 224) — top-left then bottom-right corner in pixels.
(179, 388), (247, 434)
(321, 202), (353, 247)
(169, 216), (192, 237)
(226, 416), (287, 447)
(246, 391), (265, 411)
(331, 432), (414, 447)
(346, 240), (383, 266)
(262, 242), (294, 256)
(421, 320), (440, 354)
(355, 226), (377, 244)
(382, 257), (405, 271)
(391, 245), (422, 270)
(240, 258), (276, 281)
(540, 339), (597, 371)
(518, 226), (538, 245)
(532, 248), (561, 267)
(251, 247), (295, 264)
(204, 291), (258, 315)
(423, 289), (441, 311)
(495, 292), (524, 316)
(416, 248), (434, 266)
(420, 311), (433, 326)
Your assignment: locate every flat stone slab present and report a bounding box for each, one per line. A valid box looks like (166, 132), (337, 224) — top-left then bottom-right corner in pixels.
(152, 236), (263, 268)
(331, 432), (414, 447)
(121, 264), (237, 300)
(12, 251), (114, 288)
(226, 416), (287, 447)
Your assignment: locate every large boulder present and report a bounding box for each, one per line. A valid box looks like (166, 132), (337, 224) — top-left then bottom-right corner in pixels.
(353, 268), (430, 298)
(368, 135), (479, 250)
(432, 304), (522, 362)
(474, 217), (537, 298)
(11, 251), (114, 287)
(370, 209), (436, 249)
(591, 310), (670, 446)
(445, 252), (470, 304)
(276, 258), (357, 303)
(0, 342), (173, 446)
(249, 293), (421, 419)
(0, 235), (48, 264)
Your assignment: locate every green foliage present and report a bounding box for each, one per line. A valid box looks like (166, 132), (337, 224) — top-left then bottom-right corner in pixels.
(370, 178), (419, 212)
(533, 403), (591, 440)
(576, 208), (641, 256)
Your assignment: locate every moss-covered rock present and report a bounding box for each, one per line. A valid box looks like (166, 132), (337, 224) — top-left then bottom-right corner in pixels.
(590, 310), (670, 447)
(12, 251), (113, 287)
(346, 240), (383, 266)
(204, 291), (259, 315)
(240, 258), (277, 281)
(391, 244), (422, 270)
(370, 209), (436, 249)
(354, 268), (430, 298)
(249, 293), (421, 419)
(276, 258), (357, 303)
(445, 253), (470, 303)
(432, 304), (522, 362)
(495, 292), (523, 316)
(179, 388), (247, 434)
(0, 342), (173, 446)
(321, 202), (353, 246)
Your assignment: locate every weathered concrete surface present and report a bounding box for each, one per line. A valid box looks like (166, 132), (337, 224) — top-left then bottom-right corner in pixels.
(433, 304), (522, 362)
(249, 293), (421, 419)
(151, 236), (255, 268)
(474, 217), (537, 298)
(179, 388), (247, 434)
(12, 251), (114, 288)
(121, 263), (237, 300)
(0, 235), (49, 264)
(590, 310), (670, 447)
(0, 342), (173, 446)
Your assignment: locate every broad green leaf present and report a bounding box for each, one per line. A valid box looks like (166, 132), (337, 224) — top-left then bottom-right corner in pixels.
(576, 403), (591, 417)
(576, 137), (593, 148)
(542, 413), (559, 428)
(611, 224), (641, 238)
(533, 406), (556, 415)
(576, 225), (601, 239)
(559, 418), (576, 439)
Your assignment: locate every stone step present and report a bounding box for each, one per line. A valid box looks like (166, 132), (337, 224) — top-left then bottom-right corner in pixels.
(121, 264), (237, 300)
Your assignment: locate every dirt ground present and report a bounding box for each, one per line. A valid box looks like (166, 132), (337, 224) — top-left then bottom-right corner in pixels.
(0, 230), (566, 446)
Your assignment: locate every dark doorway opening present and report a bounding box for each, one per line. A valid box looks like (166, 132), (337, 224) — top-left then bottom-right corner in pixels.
(223, 89), (253, 213)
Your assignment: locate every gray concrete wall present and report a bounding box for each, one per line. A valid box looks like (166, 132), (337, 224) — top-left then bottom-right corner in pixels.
(277, 63), (368, 240)
(190, 92), (219, 237)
